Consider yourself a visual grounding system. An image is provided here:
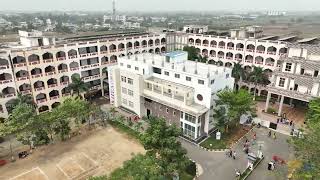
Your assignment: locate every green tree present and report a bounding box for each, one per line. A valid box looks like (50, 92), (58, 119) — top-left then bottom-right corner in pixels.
(216, 89), (255, 125)
(141, 117), (189, 177)
(68, 74), (89, 97)
(289, 97), (320, 179)
(232, 63), (246, 84)
(248, 66), (269, 100)
(183, 46), (199, 61)
(213, 105), (228, 132)
(6, 93), (35, 113)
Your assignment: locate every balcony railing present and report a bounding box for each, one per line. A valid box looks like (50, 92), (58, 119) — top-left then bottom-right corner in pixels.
(255, 61), (264, 65)
(70, 67), (79, 71)
(3, 93), (16, 98)
(90, 85), (101, 90)
(60, 81), (69, 86)
(219, 46), (225, 49)
(267, 51), (276, 55)
(257, 50), (265, 54)
(29, 61), (40, 65)
(83, 74), (100, 81)
(211, 45), (217, 48)
(13, 63), (27, 67)
(45, 71), (56, 76)
(110, 49), (117, 52)
(0, 79), (13, 84)
(35, 87), (45, 91)
(57, 57), (66, 61)
(203, 44), (209, 47)
(119, 48), (125, 51)
(227, 47), (234, 50)
(32, 74), (43, 79)
(20, 90), (31, 95)
(36, 99), (47, 104)
(17, 76), (29, 81)
(236, 48), (243, 51)
(43, 59), (54, 63)
(59, 69), (68, 73)
(80, 52), (98, 58)
(100, 51), (108, 54)
(245, 60), (253, 63)
(226, 57), (233, 60)
(0, 65), (9, 70)
(50, 95), (60, 100)
(48, 84), (58, 88)
(68, 55), (77, 59)
(127, 47), (133, 50)
(62, 93), (71, 97)
(265, 63), (274, 66)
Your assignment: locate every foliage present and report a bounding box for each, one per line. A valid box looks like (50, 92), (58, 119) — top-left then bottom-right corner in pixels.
(267, 107), (277, 114)
(109, 120), (141, 140)
(213, 106), (228, 131)
(232, 63), (246, 83)
(289, 97), (320, 179)
(216, 89), (255, 123)
(7, 93), (36, 113)
(141, 117), (189, 177)
(247, 66), (269, 99)
(68, 74), (89, 97)
(183, 46), (207, 62)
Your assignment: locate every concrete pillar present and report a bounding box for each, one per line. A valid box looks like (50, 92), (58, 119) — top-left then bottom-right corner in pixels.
(278, 95), (284, 116)
(265, 92), (271, 112)
(258, 89), (261, 96)
(289, 98), (293, 107)
(277, 95), (281, 102)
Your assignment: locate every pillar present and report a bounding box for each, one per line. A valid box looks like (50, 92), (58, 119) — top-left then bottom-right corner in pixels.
(289, 98), (293, 107)
(278, 95), (284, 116)
(258, 89), (261, 96)
(265, 92), (271, 112)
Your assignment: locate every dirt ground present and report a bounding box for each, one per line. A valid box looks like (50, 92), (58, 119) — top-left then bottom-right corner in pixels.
(0, 126), (145, 180)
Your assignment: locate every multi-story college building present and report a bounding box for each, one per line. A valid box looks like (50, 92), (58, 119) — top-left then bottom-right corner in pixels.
(108, 51), (234, 140)
(0, 30), (166, 117)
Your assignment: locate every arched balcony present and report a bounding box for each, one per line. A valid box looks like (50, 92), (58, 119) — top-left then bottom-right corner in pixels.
(34, 81), (45, 91)
(36, 93), (47, 104)
(195, 39), (201, 46)
(69, 61), (79, 71)
(161, 38), (166, 45)
(38, 105), (49, 113)
(208, 60), (216, 65)
(256, 45), (266, 54)
(58, 63), (68, 73)
(267, 46), (277, 55)
(255, 56), (264, 65)
(210, 50), (216, 57)
(60, 76), (69, 85)
(134, 41), (140, 49)
(226, 52), (233, 60)
(110, 55), (117, 63)
(119, 53), (126, 57)
(45, 66), (56, 76)
(142, 40), (147, 47)
(236, 43), (244, 51)
(56, 51), (66, 61)
(279, 47), (288, 56)
(246, 44), (255, 52)
(155, 39), (160, 45)
(225, 62), (233, 67)
(244, 65), (252, 72)
(227, 42), (234, 50)
(16, 70), (29, 81)
(155, 48), (160, 54)
(217, 61), (223, 66)
(28, 54), (40, 65)
(161, 47), (166, 53)
(0, 58), (9, 69)
(0, 73), (13, 84)
(202, 49), (208, 57)
(61, 87), (71, 97)
(134, 51), (140, 54)
(235, 54), (243, 62)
(218, 41), (225, 49)
(210, 40), (217, 47)
(148, 39), (154, 47)
(265, 58), (275, 67)
(245, 55), (253, 63)
(19, 83), (31, 94)
(51, 102), (61, 109)
(127, 42), (133, 49)
(202, 40), (209, 47)
(47, 78), (58, 88)
(31, 68), (42, 78)
(101, 56), (109, 65)
(118, 43), (125, 51)
(68, 49), (78, 59)
(12, 56), (26, 67)
(2, 87), (16, 98)
(128, 52), (133, 56)
(109, 44), (117, 52)
(42, 52), (53, 63)
(49, 90), (60, 100)
(217, 51), (224, 58)
(149, 49), (154, 53)
(189, 38), (194, 45)
(100, 45), (108, 54)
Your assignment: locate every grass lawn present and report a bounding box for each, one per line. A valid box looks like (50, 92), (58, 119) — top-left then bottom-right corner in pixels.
(200, 125), (251, 150)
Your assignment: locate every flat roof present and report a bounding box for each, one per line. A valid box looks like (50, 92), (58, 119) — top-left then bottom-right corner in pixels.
(278, 35), (297, 41)
(298, 37), (318, 43)
(164, 51), (187, 58)
(259, 35), (278, 40)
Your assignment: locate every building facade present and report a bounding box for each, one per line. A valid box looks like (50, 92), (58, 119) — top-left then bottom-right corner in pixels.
(108, 52), (234, 140)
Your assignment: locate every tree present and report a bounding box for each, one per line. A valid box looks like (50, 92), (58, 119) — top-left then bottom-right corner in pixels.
(247, 66), (269, 100)
(11, 93), (35, 107)
(68, 74), (89, 97)
(213, 105), (228, 132)
(183, 46), (199, 61)
(232, 63), (246, 84)
(216, 89), (255, 125)
(289, 97), (320, 179)
(141, 117), (189, 177)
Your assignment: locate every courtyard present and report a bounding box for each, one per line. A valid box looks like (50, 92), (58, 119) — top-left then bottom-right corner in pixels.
(0, 127), (144, 180)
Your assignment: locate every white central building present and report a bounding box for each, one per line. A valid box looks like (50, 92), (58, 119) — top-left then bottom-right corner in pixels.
(108, 51), (234, 140)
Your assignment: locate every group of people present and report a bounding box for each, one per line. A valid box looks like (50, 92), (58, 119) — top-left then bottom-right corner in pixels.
(227, 149), (237, 160)
(268, 130), (277, 140)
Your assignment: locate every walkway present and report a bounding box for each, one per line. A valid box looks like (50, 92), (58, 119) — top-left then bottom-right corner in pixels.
(181, 127), (292, 180)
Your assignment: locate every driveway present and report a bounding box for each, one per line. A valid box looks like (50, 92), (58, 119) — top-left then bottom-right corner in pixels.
(181, 127), (292, 180)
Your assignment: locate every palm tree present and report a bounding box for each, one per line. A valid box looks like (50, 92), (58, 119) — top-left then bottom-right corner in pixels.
(232, 63), (246, 83)
(68, 74), (89, 98)
(248, 66), (269, 100)
(12, 93), (35, 107)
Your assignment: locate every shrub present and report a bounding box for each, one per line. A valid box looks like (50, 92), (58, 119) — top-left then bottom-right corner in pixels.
(267, 107), (277, 114)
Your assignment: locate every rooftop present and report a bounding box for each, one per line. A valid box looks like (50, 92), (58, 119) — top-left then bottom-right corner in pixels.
(164, 51), (187, 58)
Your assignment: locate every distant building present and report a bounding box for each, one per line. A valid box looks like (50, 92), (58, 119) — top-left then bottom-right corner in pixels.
(183, 25), (208, 34)
(230, 26), (263, 39)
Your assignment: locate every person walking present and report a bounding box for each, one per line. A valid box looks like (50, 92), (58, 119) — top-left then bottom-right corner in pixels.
(268, 130), (272, 137)
(273, 132), (277, 140)
(232, 151), (237, 160)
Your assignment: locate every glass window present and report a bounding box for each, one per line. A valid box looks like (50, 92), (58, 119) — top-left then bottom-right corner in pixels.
(135, 67), (139, 71)
(180, 112), (184, 119)
(122, 87), (127, 94)
(164, 71), (169, 76)
(129, 101), (134, 107)
(166, 108), (169, 113)
(186, 76), (191, 81)
(185, 113), (196, 124)
(128, 90), (133, 96)
(285, 63), (292, 72)
(211, 79), (215, 84)
(127, 64), (131, 69)
(175, 74), (180, 78)
(121, 76), (126, 82)
(128, 78), (133, 85)
(198, 79), (204, 84)
(279, 78), (285, 87)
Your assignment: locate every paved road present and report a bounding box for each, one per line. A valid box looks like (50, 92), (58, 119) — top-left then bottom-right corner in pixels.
(181, 127), (292, 180)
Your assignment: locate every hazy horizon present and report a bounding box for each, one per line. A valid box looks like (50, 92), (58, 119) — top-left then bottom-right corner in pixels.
(0, 0), (319, 12)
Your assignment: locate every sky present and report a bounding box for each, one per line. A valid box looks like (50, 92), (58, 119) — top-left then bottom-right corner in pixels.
(0, 0), (319, 12)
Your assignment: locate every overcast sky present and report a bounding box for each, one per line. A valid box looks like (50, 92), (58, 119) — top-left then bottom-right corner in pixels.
(0, 0), (319, 12)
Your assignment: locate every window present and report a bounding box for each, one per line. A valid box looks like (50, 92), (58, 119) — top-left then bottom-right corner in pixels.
(122, 98), (127, 105)
(166, 108), (169, 113)
(314, 70), (319, 77)
(198, 79), (204, 85)
(122, 87), (127, 94)
(153, 67), (162, 74)
(143, 69), (145, 75)
(210, 79), (215, 84)
(121, 76), (126, 82)
(300, 68), (305, 75)
(186, 76), (191, 81)
(180, 112), (184, 119)
(285, 63), (292, 72)
(279, 78), (285, 87)
(164, 71), (169, 76)
(127, 64), (131, 69)
(128, 78), (133, 85)
(173, 111), (176, 116)
(128, 90), (133, 96)
(120, 63), (123, 66)
(175, 74), (180, 78)
(226, 74), (230, 78)
(129, 101), (134, 107)
(135, 67), (139, 71)
(185, 113), (196, 124)
(184, 124), (195, 138)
